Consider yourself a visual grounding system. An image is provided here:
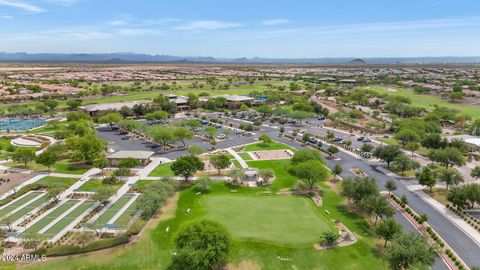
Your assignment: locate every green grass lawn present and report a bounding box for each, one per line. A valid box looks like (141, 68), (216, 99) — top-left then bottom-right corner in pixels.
(78, 179), (122, 192)
(5, 159), (90, 175)
(93, 194), (135, 228)
(231, 160), (242, 168)
(247, 159), (297, 192)
(366, 86), (480, 118)
(148, 162), (174, 177)
(0, 191), (43, 219)
(243, 141), (295, 152)
(23, 178), (388, 270)
(238, 152), (253, 161)
(113, 200), (139, 229)
(35, 176), (79, 189)
(202, 195), (333, 244)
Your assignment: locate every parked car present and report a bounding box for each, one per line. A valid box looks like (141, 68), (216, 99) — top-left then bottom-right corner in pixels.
(308, 138), (318, 144)
(333, 137), (343, 142)
(217, 134), (226, 139)
(318, 116), (325, 120)
(200, 120), (209, 125)
(357, 136), (365, 141)
(361, 137), (372, 142)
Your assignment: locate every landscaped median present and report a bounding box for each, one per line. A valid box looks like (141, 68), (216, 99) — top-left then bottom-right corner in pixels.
(385, 192), (468, 270)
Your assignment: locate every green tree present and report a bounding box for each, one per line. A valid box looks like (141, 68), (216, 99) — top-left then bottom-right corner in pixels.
(341, 177), (378, 204)
(386, 232), (436, 270)
(385, 180), (397, 195)
(331, 164), (343, 180)
(326, 145), (339, 157)
(291, 148), (325, 165)
(12, 147), (36, 168)
(258, 134), (272, 144)
(373, 145), (402, 168)
(145, 110), (168, 122)
(438, 168), (463, 190)
(416, 167), (437, 192)
(36, 149), (58, 171)
(392, 154), (420, 175)
(395, 129), (420, 147)
(227, 168), (246, 183)
(43, 99), (59, 111)
(188, 145), (204, 156)
(258, 168), (275, 183)
(171, 155), (204, 181)
(174, 127), (194, 147)
(171, 220), (231, 270)
(99, 112), (123, 130)
(92, 187), (115, 203)
(377, 218), (402, 247)
(66, 134), (106, 165)
(471, 166), (480, 179)
(361, 143), (374, 152)
(405, 142), (420, 156)
(45, 185), (63, 203)
(291, 160), (329, 190)
(447, 187), (469, 208)
(364, 195), (395, 225)
(118, 157), (141, 168)
(209, 154), (231, 175)
(147, 126), (175, 150)
(197, 174), (212, 192)
(428, 147), (465, 170)
(319, 230), (339, 246)
(94, 157), (109, 176)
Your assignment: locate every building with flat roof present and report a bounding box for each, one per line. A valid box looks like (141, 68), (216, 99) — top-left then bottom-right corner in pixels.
(106, 150), (154, 166)
(79, 100), (152, 116)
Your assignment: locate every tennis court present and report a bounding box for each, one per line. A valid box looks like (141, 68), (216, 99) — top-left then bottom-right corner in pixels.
(0, 191), (44, 219)
(23, 200), (79, 235)
(94, 194), (135, 228)
(0, 195), (48, 225)
(0, 118), (46, 131)
(42, 200), (95, 238)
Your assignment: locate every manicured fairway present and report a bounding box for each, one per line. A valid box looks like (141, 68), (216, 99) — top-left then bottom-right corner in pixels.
(148, 162), (174, 177)
(113, 200), (138, 228)
(202, 195), (333, 244)
(94, 194), (135, 228)
(243, 141), (294, 152)
(43, 200), (96, 238)
(23, 200), (79, 235)
(366, 86), (480, 118)
(0, 191), (43, 219)
(0, 195), (48, 225)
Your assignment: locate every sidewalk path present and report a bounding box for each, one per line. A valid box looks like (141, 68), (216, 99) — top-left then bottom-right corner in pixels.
(226, 148), (248, 168)
(408, 184), (480, 246)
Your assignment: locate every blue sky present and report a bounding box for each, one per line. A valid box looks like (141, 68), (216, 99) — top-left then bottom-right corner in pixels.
(0, 0), (479, 57)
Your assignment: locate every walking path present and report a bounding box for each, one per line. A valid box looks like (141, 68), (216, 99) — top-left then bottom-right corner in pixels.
(0, 174), (47, 201)
(408, 184), (480, 246)
(226, 148), (248, 168)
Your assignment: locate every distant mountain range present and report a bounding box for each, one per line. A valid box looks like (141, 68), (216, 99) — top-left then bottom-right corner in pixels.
(1, 52), (480, 64)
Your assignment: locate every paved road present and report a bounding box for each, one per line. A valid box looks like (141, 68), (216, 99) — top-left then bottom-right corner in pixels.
(100, 117), (479, 269)
(273, 132), (480, 268)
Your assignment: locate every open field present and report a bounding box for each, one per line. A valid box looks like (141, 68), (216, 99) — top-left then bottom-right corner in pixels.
(202, 195), (333, 244)
(366, 86), (480, 118)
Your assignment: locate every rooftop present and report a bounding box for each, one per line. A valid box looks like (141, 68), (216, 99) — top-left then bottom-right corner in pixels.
(107, 150), (155, 159)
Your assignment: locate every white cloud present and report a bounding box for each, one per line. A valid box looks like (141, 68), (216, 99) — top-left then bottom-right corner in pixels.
(175, 20), (241, 31)
(0, 14), (13, 18)
(0, 0), (45, 13)
(41, 0), (78, 5)
(116, 28), (161, 37)
(261, 19), (290, 26)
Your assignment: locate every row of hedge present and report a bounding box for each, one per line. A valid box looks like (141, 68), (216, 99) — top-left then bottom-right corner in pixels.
(318, 136), (372, 159)
(446, 204), (480, 232)
(45, 235), (129, 256)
